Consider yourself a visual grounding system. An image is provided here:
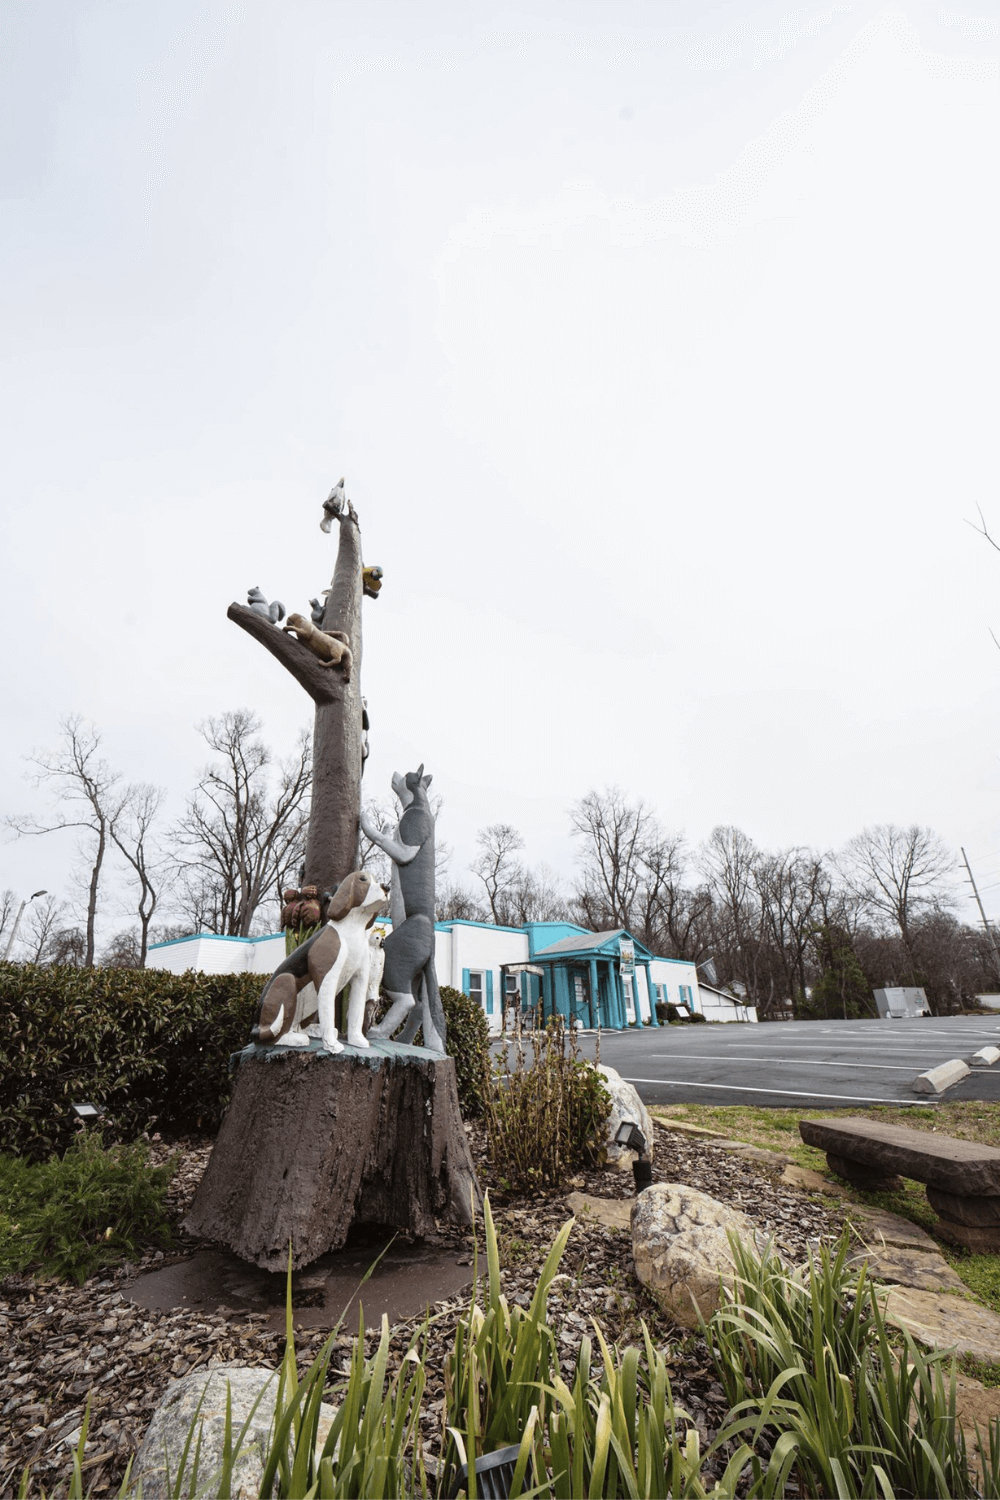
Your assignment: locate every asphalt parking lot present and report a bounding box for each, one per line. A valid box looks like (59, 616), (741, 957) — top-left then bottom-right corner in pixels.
(567, 1017), (1000, 1109)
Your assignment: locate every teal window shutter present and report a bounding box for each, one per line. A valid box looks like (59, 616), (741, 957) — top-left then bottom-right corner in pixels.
(462, 967), (470, 997)
(486, 970), (494, 1015)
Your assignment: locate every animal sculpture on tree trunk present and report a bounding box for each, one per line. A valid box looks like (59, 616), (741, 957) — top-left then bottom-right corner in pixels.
(252, 869), (387, 1052)
(361, 766), (447, 1053)
(282, 613), (353, 678)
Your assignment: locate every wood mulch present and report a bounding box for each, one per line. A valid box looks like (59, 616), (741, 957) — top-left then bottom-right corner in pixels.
(1, 1126), (850, 1497)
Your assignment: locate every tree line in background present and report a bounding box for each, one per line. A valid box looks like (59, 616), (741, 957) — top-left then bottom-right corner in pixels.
(3, 716), (999, 1016)
(1, 711), (310, 968)
(439, 791), (999, 1018)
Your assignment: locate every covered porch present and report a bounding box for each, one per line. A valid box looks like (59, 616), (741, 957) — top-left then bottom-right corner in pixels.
(529, 928), (660, 1030)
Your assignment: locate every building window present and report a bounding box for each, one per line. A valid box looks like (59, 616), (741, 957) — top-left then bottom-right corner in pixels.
(679, 984), (693, 1010)
(623, 975), (635, 1020)
(468, 972), (485, 1009)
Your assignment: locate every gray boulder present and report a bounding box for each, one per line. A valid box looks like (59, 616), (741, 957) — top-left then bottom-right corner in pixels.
(132, 1364), (337, 1500)
(596, 1064), (655, 1167)
(631, 1183), (763, 1328)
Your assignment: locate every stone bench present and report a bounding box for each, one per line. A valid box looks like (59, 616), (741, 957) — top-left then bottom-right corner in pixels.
(798, 1116), (1000, 1253)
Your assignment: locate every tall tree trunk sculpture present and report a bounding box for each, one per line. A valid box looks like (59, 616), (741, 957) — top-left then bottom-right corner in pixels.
(194, 483), (481, 1269)
(226, 494), (364, 895)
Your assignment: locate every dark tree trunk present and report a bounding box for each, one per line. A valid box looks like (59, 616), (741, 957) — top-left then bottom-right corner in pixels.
(184, 1042), (480, 1271)
(308, 514), (363, 895)
(227, 510), (364, 897)
(85, 821), (106, 968)
(218, 498), (482, 1269)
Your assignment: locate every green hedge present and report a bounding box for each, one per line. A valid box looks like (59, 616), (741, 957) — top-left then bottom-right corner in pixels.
(0, 962), (262, 1161)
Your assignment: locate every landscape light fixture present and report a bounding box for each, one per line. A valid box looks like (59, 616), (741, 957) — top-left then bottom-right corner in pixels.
(615, 1119), (653, 1193)
(615, 1120), (647, 1156)
(451, 1443), (530, 1499)
(2, 889), (48, 963)
(71, 1102), (105, 1124)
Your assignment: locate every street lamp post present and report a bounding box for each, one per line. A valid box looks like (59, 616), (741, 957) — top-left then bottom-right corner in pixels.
(2, 890), (49, 963)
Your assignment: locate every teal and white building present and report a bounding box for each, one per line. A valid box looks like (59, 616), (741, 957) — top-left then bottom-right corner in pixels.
(148, 915), (755, 1031)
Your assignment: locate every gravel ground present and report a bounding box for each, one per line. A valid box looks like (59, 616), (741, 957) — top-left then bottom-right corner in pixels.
(1, 1125), (851, 1496)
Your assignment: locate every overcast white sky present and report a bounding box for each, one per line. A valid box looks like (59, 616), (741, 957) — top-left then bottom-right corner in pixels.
(2, 1), (999, 938)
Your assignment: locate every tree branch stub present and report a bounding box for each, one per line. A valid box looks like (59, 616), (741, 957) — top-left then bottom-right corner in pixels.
(226, 604), (343, 705)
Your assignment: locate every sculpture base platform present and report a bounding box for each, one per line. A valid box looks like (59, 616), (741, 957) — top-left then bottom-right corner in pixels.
(183, 1039), (481, 1271)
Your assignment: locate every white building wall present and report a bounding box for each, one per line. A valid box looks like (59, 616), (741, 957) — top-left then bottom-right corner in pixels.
(437, 923), (530, 1032)
(147, 933), (285, 976)
(648, 957), (700, 1012)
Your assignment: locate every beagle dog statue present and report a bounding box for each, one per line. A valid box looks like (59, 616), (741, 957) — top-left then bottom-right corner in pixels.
(251, 869), (387, 1053)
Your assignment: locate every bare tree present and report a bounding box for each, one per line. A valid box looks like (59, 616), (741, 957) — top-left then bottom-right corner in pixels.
(436, 881), (488, 922)
(570, 788), (654, 930)
(836, 824), (956, 963)
(501, 863), (572, 925)
(471, 824), (526, 924)
(357, 797), (394, 892)
(753, 848), (830, 1009)
(4, 716), (125, 966)
(46, 924), (88, 966)
(110, 783), (168, 966)
(101, 928), (143, 968)
(20, 893), (67, 963)
(0, 890), (16, 955)
(172, 710), (311, 937)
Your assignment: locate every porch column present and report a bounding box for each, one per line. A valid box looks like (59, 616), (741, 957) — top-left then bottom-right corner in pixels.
(644, 964), (660, 1025)
(607, 960), (624, 1029)
(588, 957), (599, 1028)
(554, 965), (571, 1022)
(541, 966), (553, 1022)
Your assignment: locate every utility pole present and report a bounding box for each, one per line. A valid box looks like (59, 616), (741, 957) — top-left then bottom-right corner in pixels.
(960, 847), (1000, 978)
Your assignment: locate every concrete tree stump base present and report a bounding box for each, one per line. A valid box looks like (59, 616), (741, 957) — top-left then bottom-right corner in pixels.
(184, 1039), (481, 1271)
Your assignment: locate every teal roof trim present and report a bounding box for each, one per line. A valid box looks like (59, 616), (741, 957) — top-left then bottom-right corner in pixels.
(434, 919), (526, 935)
(147, 932), (283, 950)
(532, 927), (656, 963)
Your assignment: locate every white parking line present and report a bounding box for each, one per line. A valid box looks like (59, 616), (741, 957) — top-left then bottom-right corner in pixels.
(648, 1054), (920, 1070)
(623, 1077), (924, 1104)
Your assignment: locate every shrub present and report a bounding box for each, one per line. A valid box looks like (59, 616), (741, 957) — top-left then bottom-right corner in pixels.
(441, 985), (491, 1118)
(0, 962), (263, 1160)
(0, 1131), (175, 1284)
(483, 1018), (611, 1193)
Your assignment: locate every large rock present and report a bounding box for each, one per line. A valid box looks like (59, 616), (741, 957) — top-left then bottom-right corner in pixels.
(798, 1117), (1000, 1196)
(882, 1288), (1000, 1364)
(565, 1191), (632, 1232)
(780, 1164), (852, 1198)
(132, 1365), (336, 1500)
(597, 1065), (655, 1166)
(848, 1245), (966, 1293)
(849, 1206), (940, 1251)
(647, 1112), (729, 1141)
(631, 1184), (762, 1329)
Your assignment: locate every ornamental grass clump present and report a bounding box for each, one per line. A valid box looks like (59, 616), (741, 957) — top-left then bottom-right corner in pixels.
(482, 1016), (611, 1193)
(706, 1228), (1000, 1499)
(442, 1195), (724, 1499)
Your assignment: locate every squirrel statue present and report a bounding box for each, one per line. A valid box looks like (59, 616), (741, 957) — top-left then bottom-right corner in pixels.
(247, 587), (285, 624)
